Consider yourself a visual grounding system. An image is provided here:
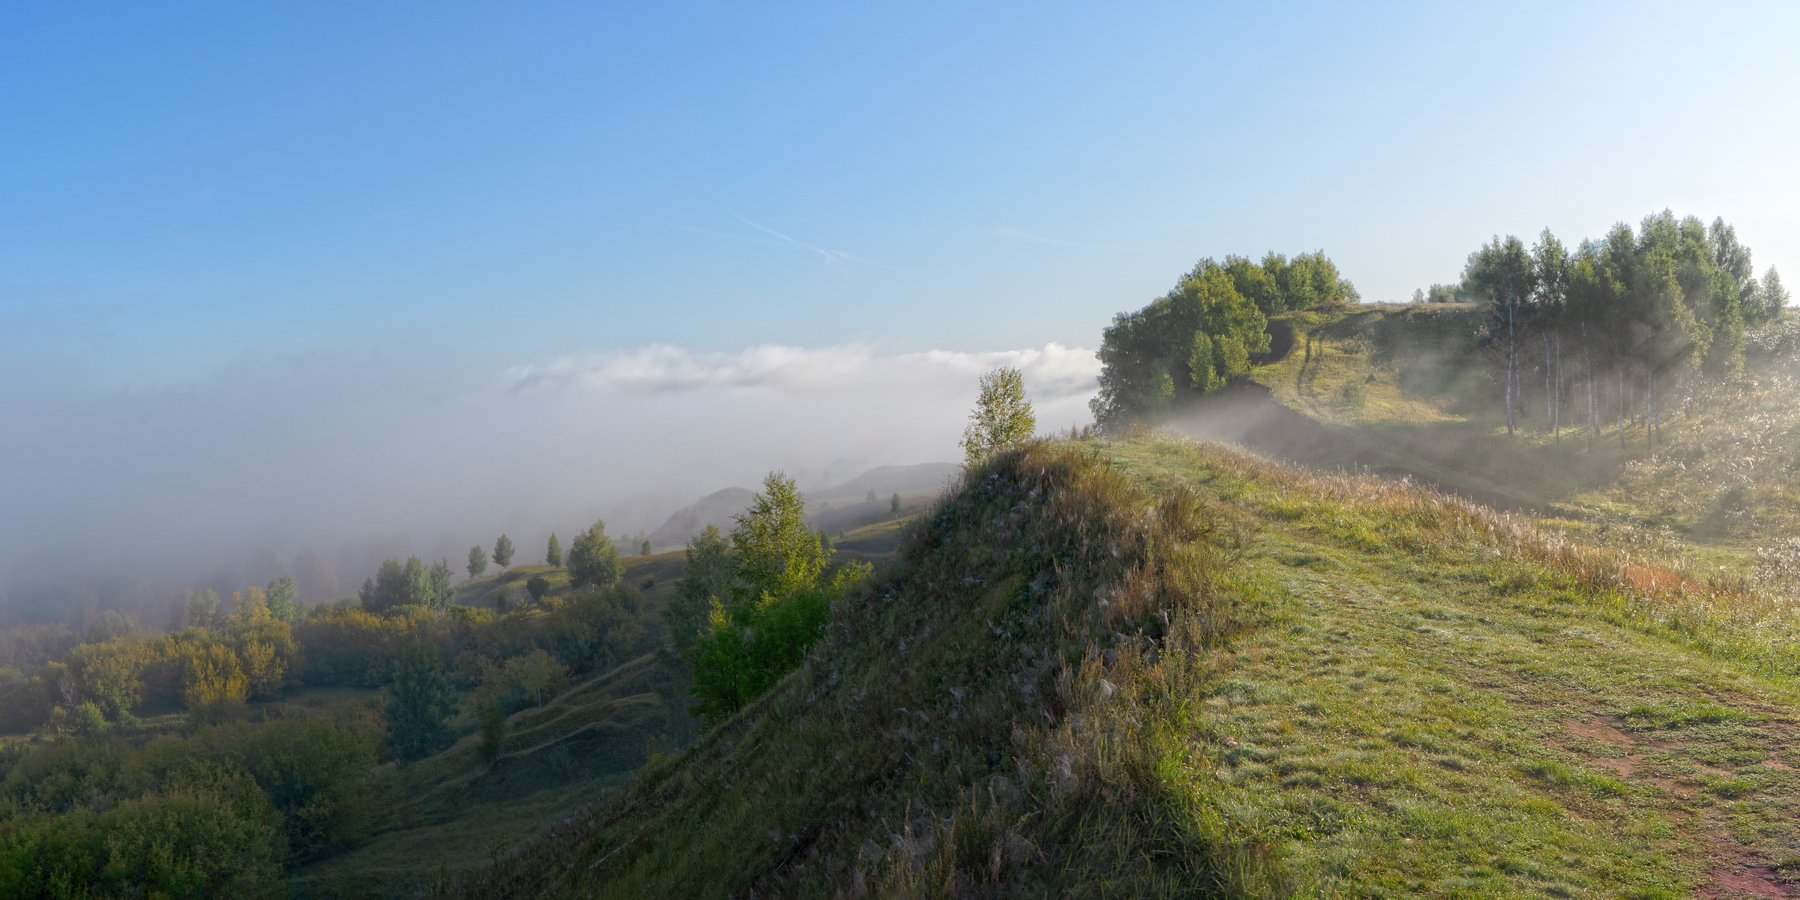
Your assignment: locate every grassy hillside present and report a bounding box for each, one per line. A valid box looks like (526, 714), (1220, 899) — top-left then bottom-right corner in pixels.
(1173, 304), (1800, 584)
(290, 652), (692, 898)
(451, 435), (1800, 897)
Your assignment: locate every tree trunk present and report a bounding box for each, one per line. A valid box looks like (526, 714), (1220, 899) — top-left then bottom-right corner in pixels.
(1504, 306), (1517, 436)
(1617, 361), (1627, 451)
(1555, 333), (1564, 438)
(1581, 323), (1597, 449)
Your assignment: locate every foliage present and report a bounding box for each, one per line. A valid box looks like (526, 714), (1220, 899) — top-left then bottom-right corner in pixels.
(384, 645), (453, 763)
(1093, 256), (1277, 428)
(668, 525), (730, 653)
(567, 520), (622, 589)
(478, 700), (507, 769)
(727, 473), (828, 613)
(266, 575), (299, 622)
(545, 533), (562, 567)
(687, 565), (868, 725)
(1462, 212), (1762, 446)
(475, 649), (569, 714)
(360, 556), (456, 613)
(184, 588), (221, 631)
(525, 575), (551, 603)
(681, 472), (864, 725)
(493, 534), (515, 569)
(960, 367), (1037, 467)
(542, 587), (646, 673)
(183, 640), (250, 718)
(468, 544), (488, 579)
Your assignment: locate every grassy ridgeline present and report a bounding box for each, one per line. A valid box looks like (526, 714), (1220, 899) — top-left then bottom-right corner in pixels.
(456, 433), (1800, 897)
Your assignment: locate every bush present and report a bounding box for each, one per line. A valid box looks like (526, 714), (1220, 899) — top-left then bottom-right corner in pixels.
(478, 700), (507, 768)
(688, 563), (869, 725)
(479, 649), (569, 713)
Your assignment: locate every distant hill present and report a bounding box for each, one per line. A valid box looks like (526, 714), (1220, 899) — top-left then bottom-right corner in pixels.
(805, 462), (960, 505)
(644, 487), (757, 551)
(645, 463), (957, 551)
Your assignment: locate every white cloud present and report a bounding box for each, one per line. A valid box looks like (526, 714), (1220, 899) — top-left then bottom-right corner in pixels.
(500, 342), (1102, 402)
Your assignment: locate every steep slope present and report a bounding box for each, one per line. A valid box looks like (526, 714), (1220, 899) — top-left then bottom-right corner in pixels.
(291, 653), (692, 898)
(455, 434), (1800, 896)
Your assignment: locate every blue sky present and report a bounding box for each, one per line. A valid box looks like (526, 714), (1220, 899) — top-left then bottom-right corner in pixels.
(4, 2), (1800, 588)
(7, 2), (1798, 389)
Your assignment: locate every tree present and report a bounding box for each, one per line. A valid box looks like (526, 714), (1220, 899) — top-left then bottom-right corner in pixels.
(184, 589), (221, 631)
(183, 642), (249, 718)
(890, 492), (901, 514)
(235, 587), (271, 624)
(641, 540), (652, 557)
(427, 560), (455, 609)
(684, 475), (870, 725)
(360, 558), (411, 613)
(478, 699), (507, 768)
(265, 576), (298, 622)
(1412, 288), (1426, 304)
(1091, 258), (1271, 428)
(961, 367), (1037, 467)
(526, 575), (551, 603)
(546, 533), (562, 567)
(492, 534), (514, 569)
(403, 557), (430, 607)
(467, 545), (488, 579)
(1532, 229), (1570, 439)
(567, 520), (622, 589)
(729, 473), (828, 612)
(1764, 267), (1789, 321)
(1466, 234), (1536, 435)
(385, 645), (452, 763)
(669, 526), (732, 652)
(68, 639), (147, 721)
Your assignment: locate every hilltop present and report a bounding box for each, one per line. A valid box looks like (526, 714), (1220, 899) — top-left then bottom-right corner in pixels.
(455, 435), (1800, 896)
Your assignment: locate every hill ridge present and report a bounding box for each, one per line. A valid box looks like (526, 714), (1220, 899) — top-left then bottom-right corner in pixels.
(454, 433), (1800, 897)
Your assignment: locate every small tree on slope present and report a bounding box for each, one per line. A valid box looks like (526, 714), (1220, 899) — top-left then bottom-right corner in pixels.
(961, 367), (1037, 468)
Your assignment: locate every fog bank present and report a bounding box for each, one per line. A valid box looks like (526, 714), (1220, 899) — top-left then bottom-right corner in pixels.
(0, 341), (1097, 623)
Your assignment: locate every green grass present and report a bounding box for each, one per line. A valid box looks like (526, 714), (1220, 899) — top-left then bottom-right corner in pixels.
(291, 529), (920, 896)
(289, 653), (692, 898)
(448, 433), (1800, 896)
(1189, 305), (1800, 592)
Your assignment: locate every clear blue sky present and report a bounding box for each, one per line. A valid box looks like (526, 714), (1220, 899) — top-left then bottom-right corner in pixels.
(4, 1), (1798, 389)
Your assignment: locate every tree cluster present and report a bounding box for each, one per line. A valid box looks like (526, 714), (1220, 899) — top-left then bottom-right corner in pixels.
(1464, 212), (1785, 448)
(357, 557), (456, 614)
(1092, 251), (1355, 428)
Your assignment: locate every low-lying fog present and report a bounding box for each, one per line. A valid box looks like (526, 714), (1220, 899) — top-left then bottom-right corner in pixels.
(0, 339), (1098, 623)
